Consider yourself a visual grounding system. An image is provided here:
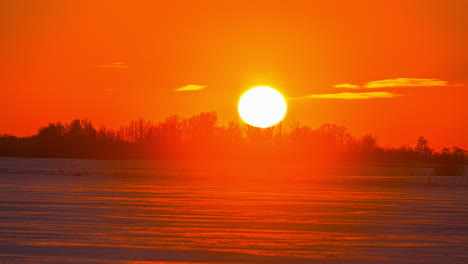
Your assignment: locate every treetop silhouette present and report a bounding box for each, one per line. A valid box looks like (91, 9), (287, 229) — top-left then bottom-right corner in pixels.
(0, 111), (465, 164)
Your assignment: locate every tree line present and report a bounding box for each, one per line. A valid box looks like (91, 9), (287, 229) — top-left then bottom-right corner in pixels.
(0, 111), (465, 164)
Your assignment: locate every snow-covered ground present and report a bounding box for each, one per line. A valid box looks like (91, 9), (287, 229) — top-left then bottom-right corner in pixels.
(0, 157), (467, 263)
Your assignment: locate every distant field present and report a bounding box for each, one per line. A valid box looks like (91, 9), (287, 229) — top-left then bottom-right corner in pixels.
(0, 157), (467, 263)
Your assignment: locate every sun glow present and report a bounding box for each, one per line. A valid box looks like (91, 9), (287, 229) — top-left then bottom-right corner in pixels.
(238, 86), (287, 128)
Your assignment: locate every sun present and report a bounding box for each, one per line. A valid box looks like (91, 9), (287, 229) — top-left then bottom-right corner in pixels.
(238, 86), (287, 128)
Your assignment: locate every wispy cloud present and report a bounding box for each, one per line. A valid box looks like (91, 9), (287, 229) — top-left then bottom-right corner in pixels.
(364, 78), (448, 88)
(309, 77), (452, 100)
(333, 78), (449, 89)
(174, 84), (207, 92)
(99, 62), (128, 68)
(307, 92), (399, 100)
(333, 83), (360, 89)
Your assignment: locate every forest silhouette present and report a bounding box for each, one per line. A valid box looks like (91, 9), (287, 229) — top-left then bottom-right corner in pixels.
(0, 111), (465, 165)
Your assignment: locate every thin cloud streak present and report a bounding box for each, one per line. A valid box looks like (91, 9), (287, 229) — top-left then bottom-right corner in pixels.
(99, 62), (128, 68)
(334, 83), (360, 89)
(364, 78), (447, 88)
(333, 78), (449, 89)
(307, 92), (399, 100)
(174, 84), (207, 92)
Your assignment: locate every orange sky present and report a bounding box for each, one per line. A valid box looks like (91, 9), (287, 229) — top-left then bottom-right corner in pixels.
(1, 0), (467, 148)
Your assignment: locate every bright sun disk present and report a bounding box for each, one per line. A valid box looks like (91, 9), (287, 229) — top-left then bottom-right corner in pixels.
(238, 86), (287, 128)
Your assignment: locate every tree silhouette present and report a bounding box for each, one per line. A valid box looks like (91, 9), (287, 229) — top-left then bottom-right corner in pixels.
(0, 112), (465, 165)
(416, 136), (433, 160)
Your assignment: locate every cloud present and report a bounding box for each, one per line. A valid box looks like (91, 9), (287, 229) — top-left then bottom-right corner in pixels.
(312, 77), (452, 100)
(364, 78), (447, 88)
(174, 84), (207, 92)
(332, 78), (449, 89)
(307, 92), (399, 100)
(99, 62), (128, 68)
(333, 83), (360, 89)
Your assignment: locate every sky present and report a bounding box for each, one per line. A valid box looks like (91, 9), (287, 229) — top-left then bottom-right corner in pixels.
(1, 0), (467, 148)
